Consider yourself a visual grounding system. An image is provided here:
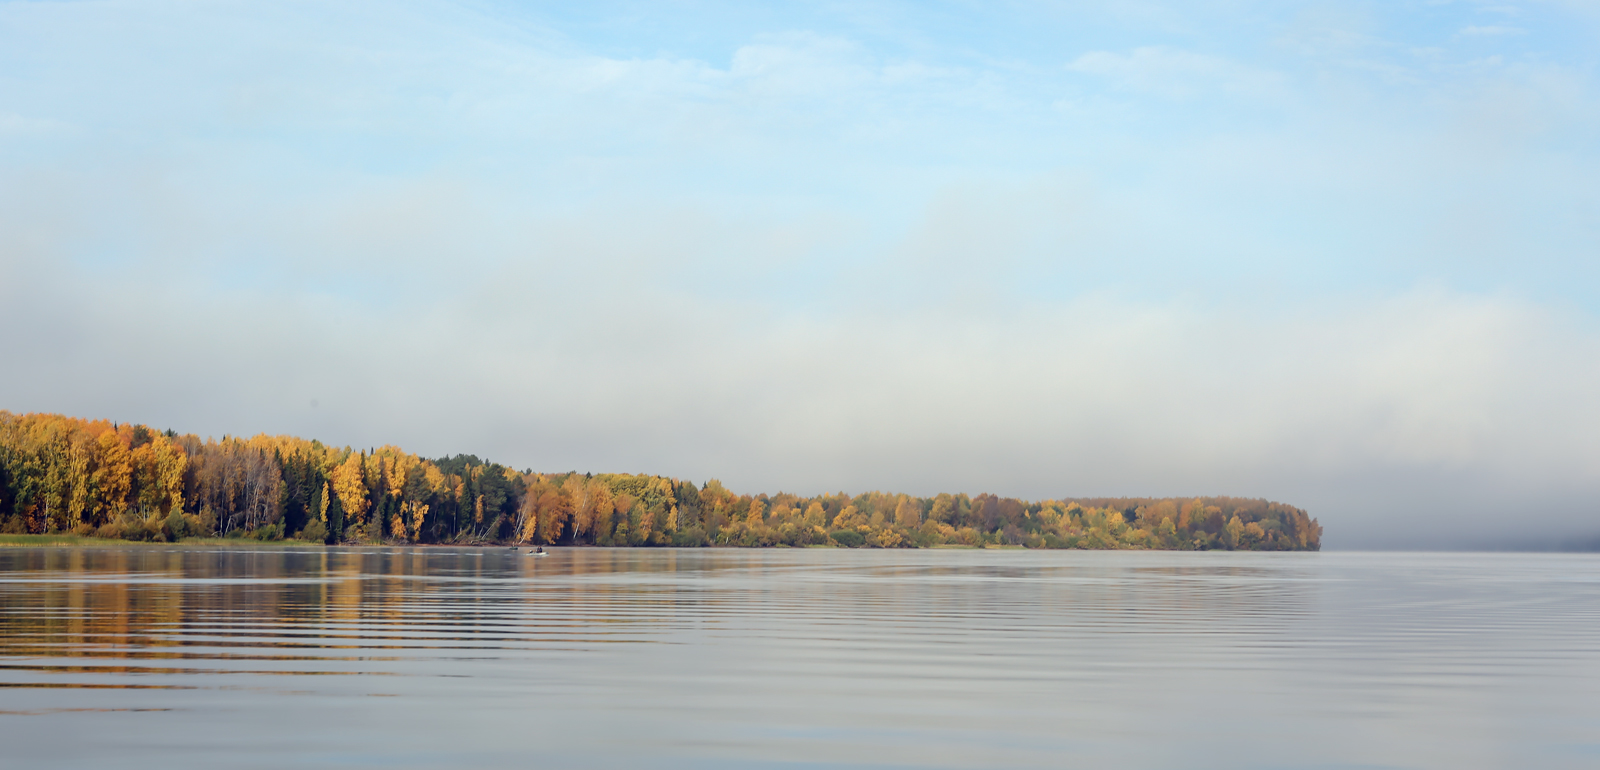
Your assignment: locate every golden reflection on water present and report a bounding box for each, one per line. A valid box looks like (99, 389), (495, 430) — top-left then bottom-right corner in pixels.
(0, 546), (1318, 696)
(0, 547), (754, 689)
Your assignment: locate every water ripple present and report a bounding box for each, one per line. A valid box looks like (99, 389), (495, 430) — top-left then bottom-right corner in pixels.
(1, 547), (1598, 770)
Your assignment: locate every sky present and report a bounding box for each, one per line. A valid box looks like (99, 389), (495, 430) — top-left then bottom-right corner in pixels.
(2, 0), (1597, 549)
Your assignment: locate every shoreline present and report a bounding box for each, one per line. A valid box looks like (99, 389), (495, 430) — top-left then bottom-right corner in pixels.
(0, 534), (1115, 551)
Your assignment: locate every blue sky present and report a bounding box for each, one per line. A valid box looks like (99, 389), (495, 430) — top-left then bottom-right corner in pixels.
(2, 1), (1598, 547)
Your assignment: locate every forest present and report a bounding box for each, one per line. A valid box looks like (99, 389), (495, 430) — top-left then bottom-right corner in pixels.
(0, 411), (1320, 550)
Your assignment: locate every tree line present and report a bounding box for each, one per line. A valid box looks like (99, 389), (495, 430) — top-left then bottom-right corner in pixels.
(0, 411), (1321, 550)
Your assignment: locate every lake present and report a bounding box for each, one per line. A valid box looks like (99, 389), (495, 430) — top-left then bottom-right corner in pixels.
(0, 546), (1596, 769)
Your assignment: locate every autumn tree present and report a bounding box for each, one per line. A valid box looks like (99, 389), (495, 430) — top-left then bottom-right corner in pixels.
(330, 452), (369, 538)
(894, 495), (921, 528)
(0, 411), (1323, 551)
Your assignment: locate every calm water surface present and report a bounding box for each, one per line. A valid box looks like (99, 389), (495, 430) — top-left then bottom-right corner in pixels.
(0, 547), (1596, 769)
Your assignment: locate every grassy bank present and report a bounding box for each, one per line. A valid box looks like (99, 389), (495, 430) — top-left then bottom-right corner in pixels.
(0, 534), (97, 547)
(0, 534), (317, 548)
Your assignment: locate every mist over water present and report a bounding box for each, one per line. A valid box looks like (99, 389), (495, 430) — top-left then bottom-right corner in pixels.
(2, 546), (1597, 769)
(4, 2), (1600, 548)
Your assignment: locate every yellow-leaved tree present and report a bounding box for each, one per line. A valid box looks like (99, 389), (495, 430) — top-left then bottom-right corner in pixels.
(893, 495), (921, 528)
(330, 452), (369, 533)
(386, 450), (417, 502)
(94, 429), (131, 520)
(833, 505), (866, 530)
(518, 477), (572, 544)
(130, 432), (186, 516)
(566, 477), (613, 540)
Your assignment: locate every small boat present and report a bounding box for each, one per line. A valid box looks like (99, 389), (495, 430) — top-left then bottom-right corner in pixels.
(528, 547), (547, 557)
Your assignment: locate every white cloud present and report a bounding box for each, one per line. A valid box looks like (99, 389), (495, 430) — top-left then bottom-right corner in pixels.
(1067, 46), (1285, 100)
(0, 113), (69, 134)
(728, 32), (870, 88)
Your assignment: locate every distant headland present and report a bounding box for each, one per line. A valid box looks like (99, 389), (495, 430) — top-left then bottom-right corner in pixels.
(0, 411), (1319, 550)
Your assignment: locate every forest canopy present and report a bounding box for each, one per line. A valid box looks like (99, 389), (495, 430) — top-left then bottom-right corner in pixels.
(0, 411), (1320, 551)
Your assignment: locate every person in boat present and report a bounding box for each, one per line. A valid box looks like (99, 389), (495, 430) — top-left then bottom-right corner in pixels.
(533, 546), (545, 555)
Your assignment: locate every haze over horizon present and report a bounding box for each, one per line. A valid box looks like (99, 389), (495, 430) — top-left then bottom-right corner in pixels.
(2, 1), (1597, 549)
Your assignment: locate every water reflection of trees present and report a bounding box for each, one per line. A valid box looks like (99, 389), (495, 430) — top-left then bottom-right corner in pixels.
(0, 548), (1316, 692)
